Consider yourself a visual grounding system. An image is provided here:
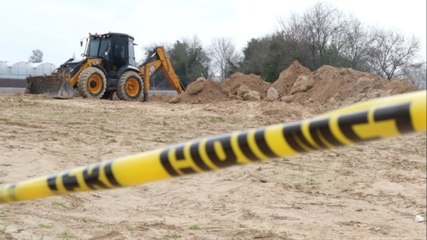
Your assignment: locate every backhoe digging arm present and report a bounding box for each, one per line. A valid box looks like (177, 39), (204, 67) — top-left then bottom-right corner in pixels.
(139, 47), (184, 101)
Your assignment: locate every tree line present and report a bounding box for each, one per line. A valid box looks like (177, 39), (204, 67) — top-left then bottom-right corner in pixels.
(241, 3), (422, 83)
(22, 3), (424, 89)
(150, 3), (424, 89)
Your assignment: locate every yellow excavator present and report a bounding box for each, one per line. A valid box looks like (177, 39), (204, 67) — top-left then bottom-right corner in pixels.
(26, 32), (184, 101)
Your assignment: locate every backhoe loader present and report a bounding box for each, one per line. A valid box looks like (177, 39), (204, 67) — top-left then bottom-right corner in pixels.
(26, 33), (184, 101)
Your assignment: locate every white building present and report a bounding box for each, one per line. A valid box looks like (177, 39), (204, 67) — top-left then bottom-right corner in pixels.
(0, 62), (57, 79)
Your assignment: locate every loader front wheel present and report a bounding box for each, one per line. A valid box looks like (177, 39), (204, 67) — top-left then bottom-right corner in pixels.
(117, 71), (143, 101)
(78, 67), (107, 98)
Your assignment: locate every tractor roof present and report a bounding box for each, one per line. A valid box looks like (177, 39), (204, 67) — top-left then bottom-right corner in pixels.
(89, 32), (134, 40)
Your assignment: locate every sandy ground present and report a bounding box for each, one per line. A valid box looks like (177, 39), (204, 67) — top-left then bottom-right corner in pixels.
(0, 93), (425, 240)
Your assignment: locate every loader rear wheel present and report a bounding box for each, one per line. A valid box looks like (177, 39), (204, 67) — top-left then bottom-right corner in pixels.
(78, 67), (107, 98)
(117, 71), (143, 101)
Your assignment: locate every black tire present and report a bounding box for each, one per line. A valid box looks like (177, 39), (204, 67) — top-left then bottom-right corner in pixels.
(78, 67), (107, 98)
(117, 71), (144, 101)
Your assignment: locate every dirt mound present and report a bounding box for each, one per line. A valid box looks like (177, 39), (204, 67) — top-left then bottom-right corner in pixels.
(288, 65), (417, 105)
(172, 77), (228, 104)
(221, 72), (271, 99)
(173, 73), (272, 103)
(172, 63), (417, 105)
(272, 60), (311, 95)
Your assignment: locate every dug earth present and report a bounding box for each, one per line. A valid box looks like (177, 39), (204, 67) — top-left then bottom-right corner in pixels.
(0, 62), (425, 239)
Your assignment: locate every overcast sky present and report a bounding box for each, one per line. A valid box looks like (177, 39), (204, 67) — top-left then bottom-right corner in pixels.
(0, 0), (425, 65)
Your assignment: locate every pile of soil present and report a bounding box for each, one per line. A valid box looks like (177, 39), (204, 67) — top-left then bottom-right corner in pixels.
(172, 62), (417, 105)
(170, 77), (227, 104)
(277, 65), (417, 105)
(221, 72), (271, 99)
(173, 73), (271, 103)
(272, 60), (311, 95)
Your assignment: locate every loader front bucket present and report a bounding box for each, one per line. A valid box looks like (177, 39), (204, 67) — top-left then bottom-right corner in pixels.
(55, 80), (75, 99)
(26, 74), (75, 99)
(26, 75), (64, 95)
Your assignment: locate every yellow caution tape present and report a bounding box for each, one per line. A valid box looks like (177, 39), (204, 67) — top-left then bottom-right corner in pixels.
(1, 91), (426, 203)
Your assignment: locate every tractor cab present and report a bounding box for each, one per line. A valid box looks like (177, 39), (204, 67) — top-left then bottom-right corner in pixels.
(84, 33), (137, 77)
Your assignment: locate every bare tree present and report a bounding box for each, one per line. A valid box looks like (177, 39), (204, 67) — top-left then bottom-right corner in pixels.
(340, 17), (370, 71)
(279, 3), (350, 69)
(301, 3), (346, 67)
(366, 29), (420, 79)
(279, 14), (313, 65)
(209, 37), (241, 81)
(29, 49), (43, 63)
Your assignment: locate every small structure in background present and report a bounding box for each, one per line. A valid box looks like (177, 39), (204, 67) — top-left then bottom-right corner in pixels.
(0, 62), (57, 89)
